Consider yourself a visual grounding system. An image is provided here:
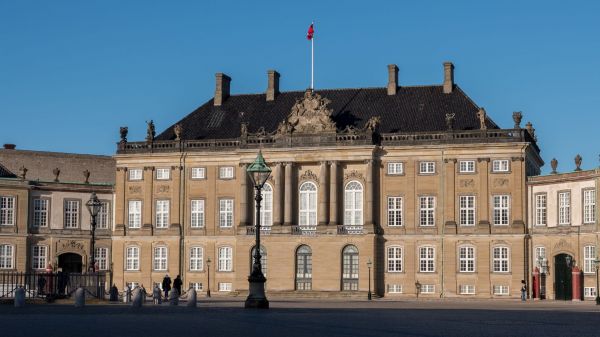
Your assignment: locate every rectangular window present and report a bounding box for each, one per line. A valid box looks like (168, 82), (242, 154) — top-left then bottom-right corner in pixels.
(584, 189), (596, 224)
(32, 245), (47, 270)
(419, 196), (435, 226)
(126, 247), (140, 271)
(189, 283), (203, 291)
(153, 246), (168, 271)
(584, 287), (597, 298)
(32, 199), (49, 227)
(459, 246), (475, 272)
(218, 246), (233, 271)
(129, 169), (143, 181)
(387, 284), (403, 293)
(419, 246), (435, 272)
(493, 285), (509, 295)
(128, 200), (142, 228)
(459, 160), (475, 173)
(97, 201), (110, 229)
(584, 246), (596, 274)
(493, 195), (510, 225)
(387, 162), (403, 175)
(219, 199), (234, 228)
(387, 247), (403, 272)
(420, 284), (435, 294)
(190, 247), (204, 271)
(558, 191), (571, 225)
(492, 160), (509, 172)
(155, 168), (170, 180)
(64, 200), (80, 228)
(459, 196), (476, 226)
(387, 197), (403, 226)
(535, 194), (547, 226)
(219, 166), (234, 179)
(95, 247), (108, 271)
(191, 167), (206, 179)
(459, 285), (475, 295)
(535, 246), (546, 268)
(190, 200), (205, 228)
(0, 196), (15, 225)
(493, 247), (509, 272)
(419, 162), (435, 174)
(0, 245), (14, 269)
(155, 200), (170, 228)
(218, 282), (232, 292)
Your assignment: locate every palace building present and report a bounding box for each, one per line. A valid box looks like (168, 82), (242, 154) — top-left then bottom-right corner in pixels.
(111, 62), (548, 298)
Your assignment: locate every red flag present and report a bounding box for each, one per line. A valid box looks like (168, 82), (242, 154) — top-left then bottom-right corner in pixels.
(307, 23), (314, 40)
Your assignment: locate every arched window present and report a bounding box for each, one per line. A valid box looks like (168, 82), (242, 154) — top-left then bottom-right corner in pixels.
(258, 184), (273, 228)
(250, 245), (267, 276)
(296, 245), (312, 290)
(342, 245), (359, 291)
(344, 181), (363, 227)
(190, 247), (204, 271)
(299, 182), (317, 228)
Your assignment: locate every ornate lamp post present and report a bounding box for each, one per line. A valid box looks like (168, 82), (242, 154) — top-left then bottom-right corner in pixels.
(367, 259), (373, 300)
(85, 192), (103, 273)
(206, 257), (211, 298)
(245, 151), (271, 309)
(594, 258), (600, 305)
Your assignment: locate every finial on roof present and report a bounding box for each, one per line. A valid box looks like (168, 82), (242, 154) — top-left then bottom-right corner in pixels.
(575, 154), (582, 171)
(512, 111), (522, 129)
(550, 158), (558, 174)
(146, 120), (155, 143)
(119, 126), (128, 144)
(53, 168), (60, 182)
(174, 123), (183, 141)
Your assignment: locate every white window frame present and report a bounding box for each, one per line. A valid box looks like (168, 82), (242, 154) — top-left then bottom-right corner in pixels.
(155, 200), (170, 229)
(218, 246), (233, 272)
(419, 246), (435, 272)
(32, 245), (47, 270)
(535, 194), (547, 226)
(155, 168), (170, 180)
(189, 282), (203, 291)
(459, 160), (475, 173)
(126, 246), (140, 271)
(153, 246), (168, 271)
(299, 182), (318, 228)
(387, 162), (404, 175)
(219, 166), (234, 179)
(584, 189), (596, 224)
(64, 200), (80, 228)
(493, 195), (510, 226)
(459, 246), (475, 272)
(129, 168), (143, 181)
(420, 284), (435, 294)
(493, 246), (510, 273)
(459, 285), (475, 295)
(97, 201), (110, 229)
(535, 246), (546, 268)
(558, 191), (571, 225)
(0, 196), (15, 226)
(585, 287), (597, 298)
(190, 246), (204, 271)
(95, 247), (108, 271)
(219, 199), (234, 228)
(387, 284), (403, 293)
(259, 184), (273, 228)
(190, 199), (205, 228)
(344, 181), (363, 227)
(419, 161), (435, 174)
(387, 197), (403, 227)
(459, 195), (476, 226)
(0, 244), (14, 269)
(493, 285), (509, 295)
(32, 198), (49, 227)
(419, 196), (435, 226)
(128, 200), (142, 228)
(191, 167), (206, 179)
(584, 245), (596, 274)
(218, 282), (232, 292)
(492, 160), (509, 172)
(387, 246), (403, 272)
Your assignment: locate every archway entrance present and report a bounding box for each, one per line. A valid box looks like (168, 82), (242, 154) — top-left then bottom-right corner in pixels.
(58, 253), (83, 273)
(554, 253), (573, 300)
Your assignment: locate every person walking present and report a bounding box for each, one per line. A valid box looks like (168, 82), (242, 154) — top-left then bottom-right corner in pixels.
(521, 280), (527, 301)
(162, 274), (172, 299)
(173, 275), (183, 297)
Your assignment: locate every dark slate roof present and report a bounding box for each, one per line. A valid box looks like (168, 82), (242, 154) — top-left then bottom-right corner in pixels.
(156, 85), (498, 141)
(0, 163), (16, 178)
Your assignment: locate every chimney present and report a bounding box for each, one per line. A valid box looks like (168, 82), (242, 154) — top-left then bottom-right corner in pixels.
(266, 70), (280, 101)
(3, 144), (16, 150)
(214, 73), (231, 106)
(443, 62), (454, 94)
(387, 64), (398, 95)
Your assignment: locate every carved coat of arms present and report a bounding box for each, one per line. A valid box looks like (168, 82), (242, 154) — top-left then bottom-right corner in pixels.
(276, 89), (336, 135)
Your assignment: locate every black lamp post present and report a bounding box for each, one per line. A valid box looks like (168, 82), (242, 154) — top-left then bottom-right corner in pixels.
(245, 151), (271, 309)
(594, 258), (600, 305)
(85, 192), (103, 273)
(367, 258), (372, 300)
(206, 257), (211, 298)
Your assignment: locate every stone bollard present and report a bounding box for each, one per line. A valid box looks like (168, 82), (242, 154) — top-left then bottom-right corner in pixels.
(169, 288), (179, 306)
(74, 288), (85, 308)
(131, 287), (143, 307)
(123, 286), (132, 303)
(186, 288), (197, 308)
(14, 287), (25, 307)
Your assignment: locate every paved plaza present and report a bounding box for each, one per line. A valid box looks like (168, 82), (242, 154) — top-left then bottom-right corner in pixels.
(1, 298), (600, 337)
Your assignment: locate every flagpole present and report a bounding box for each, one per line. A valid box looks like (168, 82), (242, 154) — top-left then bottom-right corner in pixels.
(311, 23), (314, 89)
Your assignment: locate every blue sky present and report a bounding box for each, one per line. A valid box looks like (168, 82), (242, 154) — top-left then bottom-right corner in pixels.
(1, 0), (599, 173)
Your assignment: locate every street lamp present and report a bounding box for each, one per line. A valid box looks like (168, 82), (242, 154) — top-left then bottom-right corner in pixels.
(594, 258), (600, 305)
(244, 151), (271, 309)
(85, 192), (103, 273)
(367, 258), (373, 300)
(206, 257), (211, 298)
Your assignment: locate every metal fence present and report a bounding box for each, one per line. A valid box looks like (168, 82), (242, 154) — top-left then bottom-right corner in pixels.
(0, 272), (106, 300)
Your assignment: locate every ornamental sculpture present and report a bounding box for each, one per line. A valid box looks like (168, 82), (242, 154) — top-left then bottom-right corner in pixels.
(119, 126), (128, 143)
(445, 113), (455, 131)
(146, 120), (155, 142)
(525, 121), (536, 141)
(550, 158), (558, 174)
(83, 169), (90, 184)
(574, 154), (582, 171)
(364, 116), (381, 132)
(276, 89), (336, 135)
(174, 123), (183, 141)
(476, 108), (487, 130)
(512, 111), (522, 129)
(53, 168), (60, 182)
(19, 166), (27, 180)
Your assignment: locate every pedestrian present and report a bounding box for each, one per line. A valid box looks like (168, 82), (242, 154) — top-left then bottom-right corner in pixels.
(173, 275), (183, 296)
(153, 284), (162, 304)
(521, 280), (527, 301)
(162, 274), (171, 299)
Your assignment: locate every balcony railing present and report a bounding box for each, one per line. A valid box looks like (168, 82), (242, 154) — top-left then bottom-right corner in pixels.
(246, 226), (271, 235)
(337, 225), (364, 235)
(292, 225), (317, 236)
